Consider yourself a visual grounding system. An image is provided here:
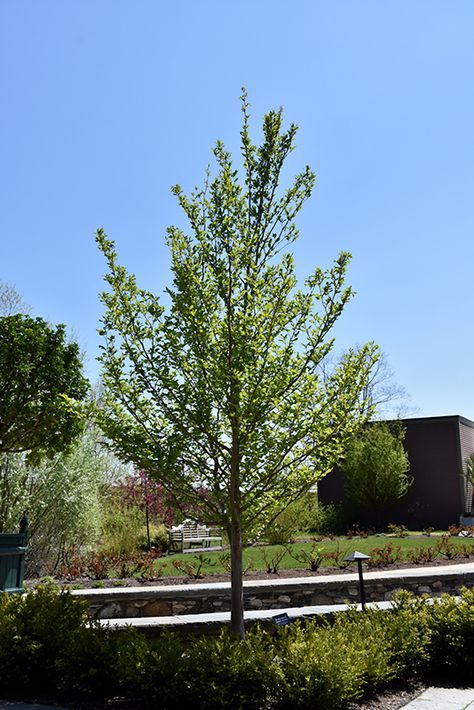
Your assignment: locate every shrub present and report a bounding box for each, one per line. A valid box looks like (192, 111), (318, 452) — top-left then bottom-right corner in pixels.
(100, 502), (144, 556)
(426, 587), (474, 679)
(408, 546), (437, 564)
(387, 523), (409, 537)
(289, 541), (325, 571)
(435, 535), (459, 560)
(264, 498), (313, 544)
(3, 587), (474, 707)
(321, 540), (351, 569)
(171, 554), (216, 579)
(261, 546), (286, 574)
(183, 629), (278, 709)
(275, 619), (368, 709)
(141, 521), (169, 553)
(0, 426), (110, 577)
(367, 543), (403, 568)
(346, 525), (374, 539)
(0, 586), (113, 694)
(306, 502), (346, 535)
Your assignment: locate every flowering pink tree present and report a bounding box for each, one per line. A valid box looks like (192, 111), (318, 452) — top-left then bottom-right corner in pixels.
(120, 470), (175, 548)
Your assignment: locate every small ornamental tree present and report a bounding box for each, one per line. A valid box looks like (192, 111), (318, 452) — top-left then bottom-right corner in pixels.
(341, 421), (412, 527)
(120, 470), (175, 548)
(0, 314), (89, 463)
(96, 92), (378, 637)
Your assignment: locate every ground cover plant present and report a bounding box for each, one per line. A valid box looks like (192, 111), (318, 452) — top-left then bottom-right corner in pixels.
(2, 585), (474, 709)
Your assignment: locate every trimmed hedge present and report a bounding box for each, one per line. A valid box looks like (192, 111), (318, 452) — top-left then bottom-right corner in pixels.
(1, 585), (474, 708)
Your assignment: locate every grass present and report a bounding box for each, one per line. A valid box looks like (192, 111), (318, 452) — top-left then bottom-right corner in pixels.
(155, 533), (474, 578)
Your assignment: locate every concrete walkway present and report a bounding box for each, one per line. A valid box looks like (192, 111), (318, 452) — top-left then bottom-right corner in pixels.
(2, 688), (474, 709)
(0, 703), (66, 709)
(401, 687), (474, 708)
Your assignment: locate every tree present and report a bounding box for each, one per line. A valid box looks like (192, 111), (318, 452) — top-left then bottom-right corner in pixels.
(321, 348), (417, 419)
(0, 424), (117, 575)
(0, 282), (29, 316)
(96, 92), (378, 637)
(341, 421), (412, 526)
(0, 314), (89, 463)
(120, 470), (175, 549)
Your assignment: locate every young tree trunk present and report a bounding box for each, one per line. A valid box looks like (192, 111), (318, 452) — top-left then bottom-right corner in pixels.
(145, 502), (151, 550)
(230, 516), (244, 639)
(229, 439), (245, 639)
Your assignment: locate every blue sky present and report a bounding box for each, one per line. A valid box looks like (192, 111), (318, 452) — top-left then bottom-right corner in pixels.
(1, 1), (474, 419)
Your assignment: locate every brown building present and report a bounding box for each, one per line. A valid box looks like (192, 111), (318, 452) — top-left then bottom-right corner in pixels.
(317, 415), (474, 529)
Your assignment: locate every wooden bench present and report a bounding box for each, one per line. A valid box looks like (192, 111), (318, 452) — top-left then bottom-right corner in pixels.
(168, 523), (223, 554)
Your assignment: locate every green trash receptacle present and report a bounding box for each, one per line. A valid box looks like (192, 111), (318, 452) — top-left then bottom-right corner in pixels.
(0, 514), (28, 594)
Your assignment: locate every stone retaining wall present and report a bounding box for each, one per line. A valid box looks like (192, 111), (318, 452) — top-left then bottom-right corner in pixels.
(73, 566), (474, 620)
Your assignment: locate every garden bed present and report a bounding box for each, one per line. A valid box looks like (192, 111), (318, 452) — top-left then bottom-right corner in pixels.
(25, 554), (474, 591)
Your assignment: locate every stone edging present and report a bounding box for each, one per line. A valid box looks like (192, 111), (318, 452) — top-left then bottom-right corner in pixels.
(72, 562), (474, 621)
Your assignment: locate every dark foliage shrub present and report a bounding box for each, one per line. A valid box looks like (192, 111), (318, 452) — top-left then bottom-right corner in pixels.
(0, 585), (114, 695)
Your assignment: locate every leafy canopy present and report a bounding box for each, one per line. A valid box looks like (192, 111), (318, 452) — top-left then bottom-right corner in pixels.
(342, 421), (412, 514)
(0, 314), (89, 463)
(96, 92), (378, 537)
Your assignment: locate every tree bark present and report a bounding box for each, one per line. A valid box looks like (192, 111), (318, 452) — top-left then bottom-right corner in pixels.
(230, 514), (244, 639)
(229, 441), (244, 639)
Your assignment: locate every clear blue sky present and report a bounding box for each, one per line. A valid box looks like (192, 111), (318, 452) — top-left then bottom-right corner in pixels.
(1, 1), (474, 419)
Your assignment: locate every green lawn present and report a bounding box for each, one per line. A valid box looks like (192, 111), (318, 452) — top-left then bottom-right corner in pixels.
(155, 533), (474, 578)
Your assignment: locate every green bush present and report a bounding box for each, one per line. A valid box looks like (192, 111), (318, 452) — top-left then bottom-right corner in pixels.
(425, 587), (474, 679)
(275, 619), (367, 709)
(264, 496), (318, 544)
(307, 502), (346, 534)
(0, 585), (113, 694)
(140, 521), (169, 553)
(1, 587), (474, 707)
(100, 502), (144, 556)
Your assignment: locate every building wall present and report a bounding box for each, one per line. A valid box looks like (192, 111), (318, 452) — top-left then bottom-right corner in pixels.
(459, 418), (474, 513)
(318, 415), (474, 529)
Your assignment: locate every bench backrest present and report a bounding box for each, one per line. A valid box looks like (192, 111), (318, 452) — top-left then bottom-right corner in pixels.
(170, 524), (208, 539)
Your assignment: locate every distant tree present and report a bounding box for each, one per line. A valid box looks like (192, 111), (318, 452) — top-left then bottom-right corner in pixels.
(0, 314), (89, 463)
(0, 424), (115, 575)
(96, 92), (378, 637)
(357, 350), (417, 418)
(341, 421), (412, 527)
(321, 348), (417, 419)
(0, 282), (29, 316)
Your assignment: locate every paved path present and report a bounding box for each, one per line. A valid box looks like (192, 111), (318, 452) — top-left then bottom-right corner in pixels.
(402, 687), (474, 708)
(2, 688), (474, 709)
(0, 703), (66, 709)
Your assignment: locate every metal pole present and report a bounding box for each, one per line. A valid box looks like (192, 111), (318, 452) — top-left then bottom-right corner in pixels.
(357, 559), (366, 610)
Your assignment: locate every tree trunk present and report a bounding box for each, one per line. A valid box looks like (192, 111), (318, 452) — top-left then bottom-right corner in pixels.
(230, 517), (244, 639)
(229, 440), (244, 639)
(145, 502), (151, 550)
